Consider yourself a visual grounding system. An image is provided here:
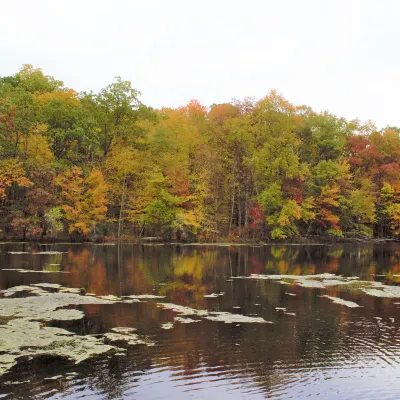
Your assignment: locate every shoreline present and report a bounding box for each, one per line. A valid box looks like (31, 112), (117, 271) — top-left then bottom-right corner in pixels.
(0, 237), (399, 246)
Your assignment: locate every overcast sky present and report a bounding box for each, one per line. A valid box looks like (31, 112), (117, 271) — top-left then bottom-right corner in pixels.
(1, 0), (399, 128)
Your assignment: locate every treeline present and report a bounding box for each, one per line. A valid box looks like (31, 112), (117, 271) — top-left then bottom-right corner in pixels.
(0, 65), (399, 242)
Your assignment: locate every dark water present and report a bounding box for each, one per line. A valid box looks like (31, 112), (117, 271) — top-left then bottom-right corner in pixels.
(1, 243), (400, 399)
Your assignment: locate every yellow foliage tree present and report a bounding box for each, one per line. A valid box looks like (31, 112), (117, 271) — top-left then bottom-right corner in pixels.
(55, 166), (107, 235)
(0, 159), (33, 198)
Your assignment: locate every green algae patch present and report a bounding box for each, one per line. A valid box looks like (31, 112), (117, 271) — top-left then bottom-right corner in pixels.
(34, 251), (67, 255)
(204, 293), (225, 298)
(125, 294), (165, 299)
(361, 286), (400, 297)
(174, 317), (200, 324)
(103, 331), (153, 347)
(0, 284), (156, 378)
(161, 322), (174, 330)
(31, 283), (62, 289)
(205, 312), (272, 324)
(98, 295), (122, 301)
(321, 295), (362, 308)
(234, 273), (400, 298)
(0, 318), (117, 376)
(2, 268), (70, 274)
(157, 302), (272, 324)
(0, 291), (118, 321)
(157, 303), (209, 317)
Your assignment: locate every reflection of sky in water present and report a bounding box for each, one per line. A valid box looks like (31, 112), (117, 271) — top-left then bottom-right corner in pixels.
(0, 243), (400, 399)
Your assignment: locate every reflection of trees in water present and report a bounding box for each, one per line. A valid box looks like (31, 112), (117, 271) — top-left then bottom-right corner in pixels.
(3, 243), (400, 398)
(57, 298), (400, 398)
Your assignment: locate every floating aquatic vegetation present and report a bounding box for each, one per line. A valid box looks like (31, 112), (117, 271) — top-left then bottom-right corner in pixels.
(234, 273), (400, 298)
(0, 285), (49, 298)
(157, 303), (209, 317)
(1, 268), (70, 274)
(44, 375), (63, 380)
(3, 379), (31, 385)
(103, 331), (152, 347)
(204, 292), (225, 298)
(296, 280), (326, 288)
(111, 327), (137, 333)
(0, 319), (117, 376)
(205, 312), (272, 324)
(31, 283), (62, 289)
(321, 295), (361, 308)
(59, 288), (81, 294)
(7, 251), (67, 255)
(0, 289), (119, 322)
(0, 284), (155, 377)
(128, 294), (165, 299)
(238, 273), (338, 281)
(98, 295), (122, 301)
(34, 251), (67, 255)
(361, 286), (400, 298)
(157, 303), (272, 324)
(174, 317), (200, 324)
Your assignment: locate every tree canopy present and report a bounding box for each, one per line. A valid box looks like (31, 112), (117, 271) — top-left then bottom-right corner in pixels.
(0, 64), (399, 241)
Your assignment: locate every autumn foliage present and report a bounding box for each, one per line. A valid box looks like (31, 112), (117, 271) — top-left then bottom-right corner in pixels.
(0, 64), (400, 241)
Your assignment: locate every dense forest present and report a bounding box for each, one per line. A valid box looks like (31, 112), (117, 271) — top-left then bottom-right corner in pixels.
(0, 65), (399, 242)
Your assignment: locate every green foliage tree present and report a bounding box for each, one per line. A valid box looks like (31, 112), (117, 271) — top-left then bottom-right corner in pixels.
(1, 64), (400, 241)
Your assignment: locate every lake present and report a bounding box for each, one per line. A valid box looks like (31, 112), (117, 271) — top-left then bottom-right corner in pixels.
(0, 243), (400, 399)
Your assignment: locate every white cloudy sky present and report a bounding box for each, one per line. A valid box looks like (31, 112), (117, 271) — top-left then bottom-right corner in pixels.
(1, 0), (399, 128)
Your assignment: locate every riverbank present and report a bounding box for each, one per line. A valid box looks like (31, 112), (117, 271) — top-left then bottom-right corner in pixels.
(0, 236), (398, 246)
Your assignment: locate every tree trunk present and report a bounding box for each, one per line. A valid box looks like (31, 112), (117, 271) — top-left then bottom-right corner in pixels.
(118, 173), (127, 241)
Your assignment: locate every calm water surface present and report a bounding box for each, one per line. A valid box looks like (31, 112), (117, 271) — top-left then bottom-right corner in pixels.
(1, 243), (400, 399)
